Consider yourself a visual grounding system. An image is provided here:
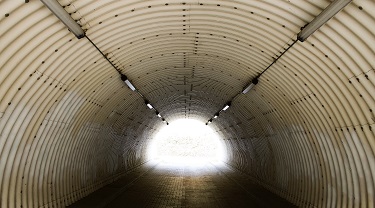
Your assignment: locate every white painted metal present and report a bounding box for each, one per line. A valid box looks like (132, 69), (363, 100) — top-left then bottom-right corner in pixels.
(0, 0), (374, 207)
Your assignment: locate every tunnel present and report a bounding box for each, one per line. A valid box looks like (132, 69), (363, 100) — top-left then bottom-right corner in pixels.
(1, 0), (374, 207)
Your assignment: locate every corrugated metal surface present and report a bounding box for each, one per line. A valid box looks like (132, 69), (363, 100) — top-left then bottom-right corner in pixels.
(0, 0), (374, 207)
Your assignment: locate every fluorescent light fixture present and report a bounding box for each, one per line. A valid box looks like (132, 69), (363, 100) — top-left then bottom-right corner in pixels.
(156, 111), (162, 118)
(213, 113), (219, 119)
(222, 102), (231, 111)
(125, 80), (136, 91)
(120, 74), (136, 91)
(297, 0), (351, 42)
(208, 119), (212, 123)
(145, 100), (153, 109)
(147, 103), (153, 109)
(40, 0), (85, 39)
(242, 77), (259, 94)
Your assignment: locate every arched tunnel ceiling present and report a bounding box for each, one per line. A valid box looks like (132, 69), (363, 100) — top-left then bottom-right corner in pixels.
(0, 0), (374, 207)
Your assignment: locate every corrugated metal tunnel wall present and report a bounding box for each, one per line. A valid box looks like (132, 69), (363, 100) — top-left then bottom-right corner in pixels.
(0, 0), (374, 207)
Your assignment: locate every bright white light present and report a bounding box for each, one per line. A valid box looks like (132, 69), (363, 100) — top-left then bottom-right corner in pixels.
(146, 103), (153, 109)
(148, 119), (226, 164)
(124, 80), (136, 91)
(222, 105), (229, 111)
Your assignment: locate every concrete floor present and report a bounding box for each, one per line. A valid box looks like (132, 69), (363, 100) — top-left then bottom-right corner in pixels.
(69, 161), (295, 208)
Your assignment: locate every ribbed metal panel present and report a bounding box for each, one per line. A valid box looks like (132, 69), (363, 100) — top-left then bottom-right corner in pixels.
(0, 0), (374, 207)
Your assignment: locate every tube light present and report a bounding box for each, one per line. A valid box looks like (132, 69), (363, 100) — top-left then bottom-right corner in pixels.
(222, 102), (231, 111)
(297, 0), (351, 42)
(145, 100), (153, 109)
(208, 119), (212, 123)
(124, 80), (136, 91)
(156, 111), (162, 118)
(40, 0), (85, 39)
(147, 103), (153, 109)
(242, 77), (259, 94)
(214, 113), (219, 119)
(120, 74), (136, 91)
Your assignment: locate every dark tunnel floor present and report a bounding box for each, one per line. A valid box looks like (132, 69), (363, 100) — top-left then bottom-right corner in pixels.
(69, 161), (295, 208)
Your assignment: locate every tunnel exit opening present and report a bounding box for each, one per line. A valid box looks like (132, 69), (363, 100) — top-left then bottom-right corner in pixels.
(147, 119), (226, 166)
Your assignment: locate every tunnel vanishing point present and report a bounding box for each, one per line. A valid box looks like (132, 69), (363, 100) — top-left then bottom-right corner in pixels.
(1, 0), (375, 207)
